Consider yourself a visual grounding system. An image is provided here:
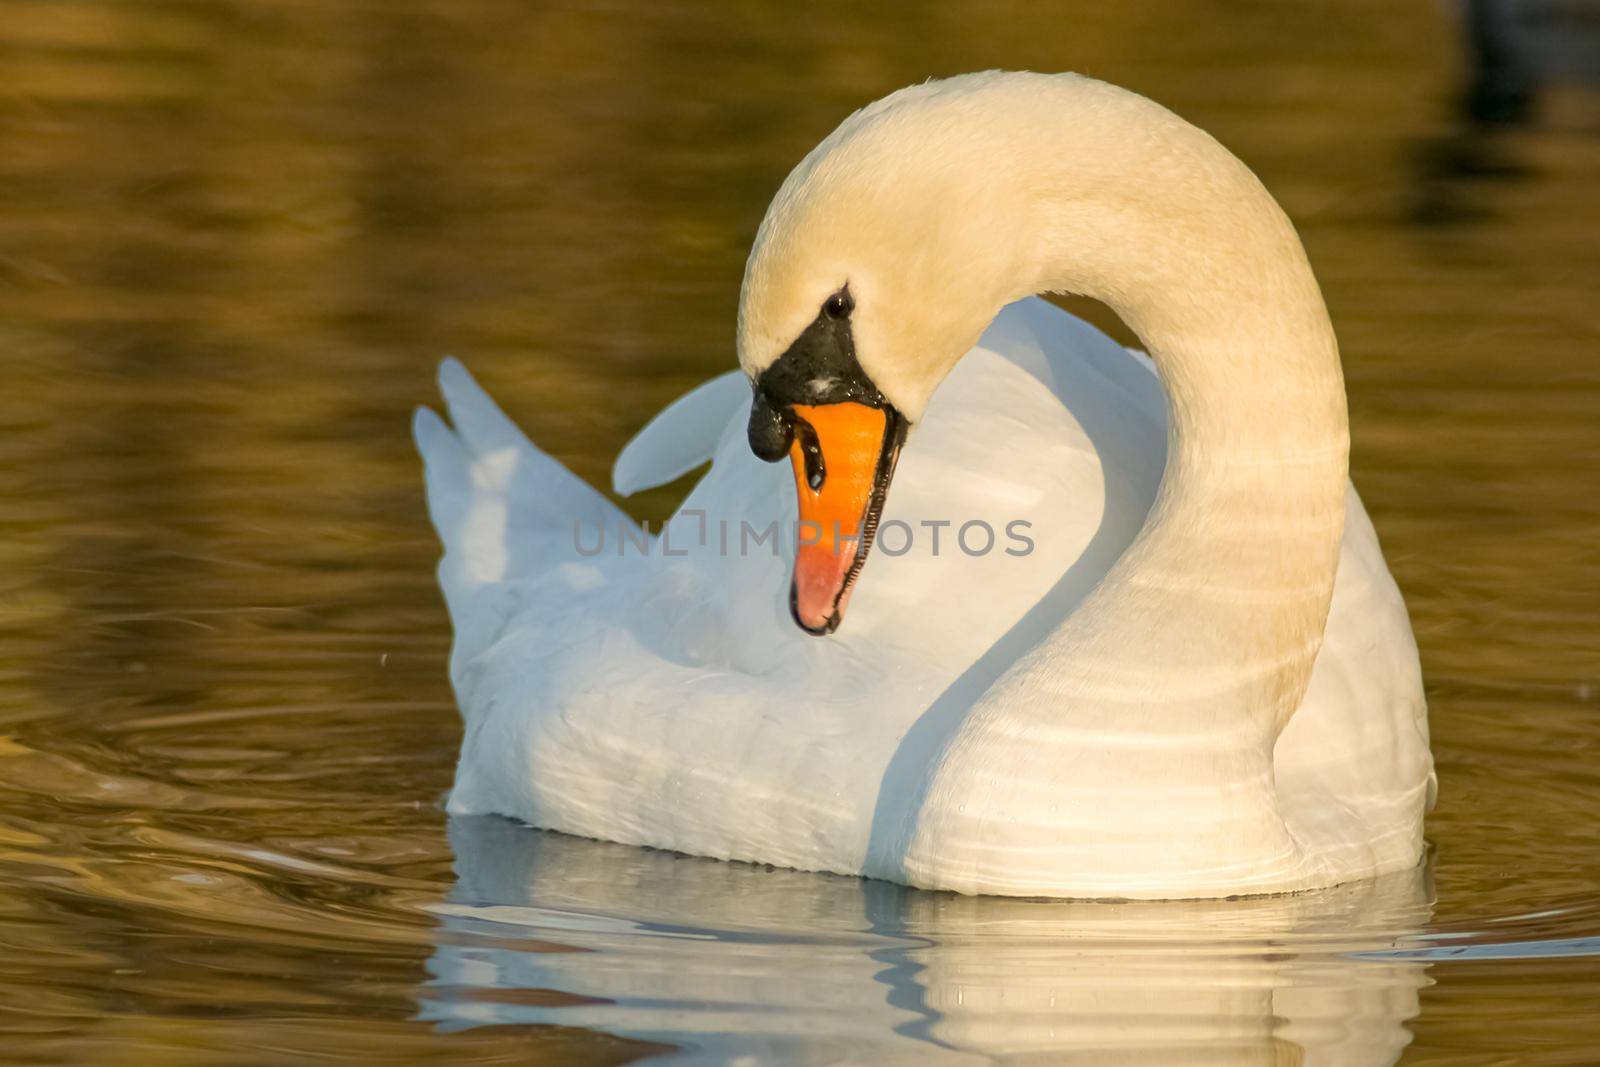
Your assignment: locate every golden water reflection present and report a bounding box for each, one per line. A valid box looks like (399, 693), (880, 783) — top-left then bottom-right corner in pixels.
(426, 817), (1435, 1065)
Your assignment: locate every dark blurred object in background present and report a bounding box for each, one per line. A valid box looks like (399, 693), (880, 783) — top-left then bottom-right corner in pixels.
(1465, 0), (1540, 123)
(1414, 0), (1600, 222)
(1462, 0), (1600, 124)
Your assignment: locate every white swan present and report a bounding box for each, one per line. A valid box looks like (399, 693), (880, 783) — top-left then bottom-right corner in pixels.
(415, 71), (1434, 899)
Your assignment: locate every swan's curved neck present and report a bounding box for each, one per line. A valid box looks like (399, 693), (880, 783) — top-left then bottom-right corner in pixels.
(1010, 87), (1350, 738)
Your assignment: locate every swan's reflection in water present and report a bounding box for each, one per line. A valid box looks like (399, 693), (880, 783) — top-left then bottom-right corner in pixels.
(421, 816), (1433, 1064)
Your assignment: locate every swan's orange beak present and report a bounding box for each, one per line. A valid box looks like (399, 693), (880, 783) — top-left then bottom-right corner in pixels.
(786, 402), (906, 635)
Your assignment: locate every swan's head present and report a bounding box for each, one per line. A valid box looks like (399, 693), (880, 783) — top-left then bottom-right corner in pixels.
(736, 76), (1042, 635)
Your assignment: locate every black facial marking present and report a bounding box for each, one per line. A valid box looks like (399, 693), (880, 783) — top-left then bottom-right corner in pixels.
(747, 391), (794, 462)
(746, 284), (889, 463)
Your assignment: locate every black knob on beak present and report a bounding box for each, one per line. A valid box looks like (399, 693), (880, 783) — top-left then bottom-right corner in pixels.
(748, 390), (794, 463)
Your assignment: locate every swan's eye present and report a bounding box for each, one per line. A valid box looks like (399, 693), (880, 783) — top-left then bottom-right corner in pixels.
(822, 290), (853, 320)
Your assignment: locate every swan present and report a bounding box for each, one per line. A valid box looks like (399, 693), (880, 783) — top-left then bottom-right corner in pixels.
(414, 70), (1435, 898)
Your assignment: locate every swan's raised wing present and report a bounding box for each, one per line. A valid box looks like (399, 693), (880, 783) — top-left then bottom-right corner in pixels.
(415, 358), (637, 678)
(612, 370), (750, 496)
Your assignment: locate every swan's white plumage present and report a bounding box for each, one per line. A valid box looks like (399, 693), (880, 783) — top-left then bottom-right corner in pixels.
(416, 71), (1433, 897)
(418, 297), (1431, 898)
(610, 370), (750, 497)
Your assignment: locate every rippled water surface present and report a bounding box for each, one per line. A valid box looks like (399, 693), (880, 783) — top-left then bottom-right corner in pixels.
(2, 1), (1598, 1063)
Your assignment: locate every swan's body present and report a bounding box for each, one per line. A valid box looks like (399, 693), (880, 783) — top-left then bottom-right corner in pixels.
(416, 71), (1433, 898)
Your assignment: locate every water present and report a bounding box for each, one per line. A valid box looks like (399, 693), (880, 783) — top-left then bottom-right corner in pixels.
(1, 1), (1597, 1062)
